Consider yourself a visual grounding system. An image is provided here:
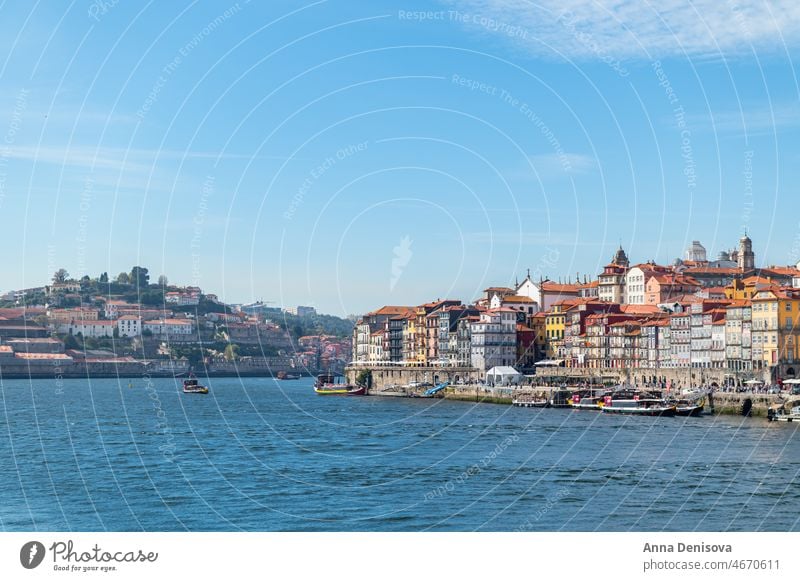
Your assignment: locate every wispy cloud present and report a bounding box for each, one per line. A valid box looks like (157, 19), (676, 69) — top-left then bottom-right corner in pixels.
(3, 145), (291, 172)
(441, 0), (800, 59)
(682, 103), (800, 134)
(529, 152), (597, 174)
(504, 152), (597, 181)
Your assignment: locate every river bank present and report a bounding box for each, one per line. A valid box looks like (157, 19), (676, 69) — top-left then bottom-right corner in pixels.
(369, 384), (788, 417)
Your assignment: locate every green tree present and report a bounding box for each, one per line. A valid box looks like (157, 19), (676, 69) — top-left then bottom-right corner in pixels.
(130, 266), (150, 288)
(115, 272), (130, 284)
(355, 369), (372, 387)
(157, 275), (169, 287)
(223, 343), (240, 361)
(52, 268), (69, 284)
(99, 272), (109, 283)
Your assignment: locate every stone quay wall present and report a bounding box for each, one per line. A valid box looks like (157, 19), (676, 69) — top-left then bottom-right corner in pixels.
(533, 366), (771, 388)
(345, 365), (481, 389)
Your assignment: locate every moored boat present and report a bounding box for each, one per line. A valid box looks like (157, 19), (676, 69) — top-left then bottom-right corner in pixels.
(183, 377), (209, 394)
(313, 373), (365, 396)
(512, 394), (549, 408)
(568, 390), (607, 410)
(674, 402), (704, 416)
(672, 396), (705, 416)
(601, 394), (675, 417)
(767, 402), (800, 422)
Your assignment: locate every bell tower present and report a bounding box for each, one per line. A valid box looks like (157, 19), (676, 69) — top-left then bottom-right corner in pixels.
(738, 233), (754, 270)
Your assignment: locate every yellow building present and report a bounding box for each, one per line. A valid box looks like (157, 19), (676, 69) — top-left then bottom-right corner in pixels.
(544, 301), (572, 359)
(751, 287), (800, 373)
(403, 316), (420, 366)
(725, 275), (775, 300)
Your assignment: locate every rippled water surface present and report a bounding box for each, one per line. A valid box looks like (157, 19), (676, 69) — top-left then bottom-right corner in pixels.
(1, 377), (799, 531)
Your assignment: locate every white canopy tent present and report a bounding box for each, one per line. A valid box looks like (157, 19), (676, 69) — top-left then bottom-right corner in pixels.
(534, 359), (565, 367)
(486, 366), (523, 387)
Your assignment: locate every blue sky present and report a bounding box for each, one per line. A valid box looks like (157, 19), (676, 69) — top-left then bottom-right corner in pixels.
(1, 0), (799, 315)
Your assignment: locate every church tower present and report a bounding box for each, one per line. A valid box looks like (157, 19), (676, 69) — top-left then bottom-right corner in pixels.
(612, 245), (629, 268)
(738, 233), (754, 270)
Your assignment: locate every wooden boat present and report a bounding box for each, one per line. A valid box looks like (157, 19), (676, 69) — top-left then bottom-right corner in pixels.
(601, 395), (675, 417)
(672, 396), (705, 416)
(313, 373), (365, 396)
(182, 377), (209, 394)
(674, 402), (704, 416)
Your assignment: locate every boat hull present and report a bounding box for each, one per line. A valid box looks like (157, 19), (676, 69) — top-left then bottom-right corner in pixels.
(512, 400), (549, 408)
(768, 415), (800, 422)
(183, 387), (209, 394)
(602, 405), (676, 417)
(675, 404), (704, 417)
(314, 385), (366, 396)
(570, 402), (603, 410)
(314, 387), (350, 395)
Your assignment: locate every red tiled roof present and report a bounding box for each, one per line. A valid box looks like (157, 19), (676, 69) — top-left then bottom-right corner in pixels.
(683, 267), (741, 275)
(371, 306), (415, 316)
(502, 295), (535, 303)
(14, 352), (73, 360)
(620, 304), (661, 315)
(541, 281), (580, 293)
(760, 267), (799, 276)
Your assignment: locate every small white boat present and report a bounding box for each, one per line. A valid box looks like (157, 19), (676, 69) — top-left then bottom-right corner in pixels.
(767, 402), (800, 422)
(512, 397), (549, 408)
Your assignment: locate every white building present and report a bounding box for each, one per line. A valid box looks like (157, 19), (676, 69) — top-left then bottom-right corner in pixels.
(625, 263), (670, 305)
(368, 330), (384, 363)
(354, 320), (372, 363)
(598, 246), (629, 304)
(165, 291), (200, 306)
(117, 315), (142, 338)
(144, 319), (194, 336)
(490, 293), (538, 315)
(685, 240), (707, 262)
(103, 300), (136, 319)
(515, 277), (578, 311)
(711, 319), (726, 369)
(469, 308), (517, 373)
(62, 320), (115, 338)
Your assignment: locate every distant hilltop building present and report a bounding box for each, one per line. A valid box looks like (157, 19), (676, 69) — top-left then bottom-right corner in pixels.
(685, 240), (707, 262)
(676, 235), (754, 270)
(738, 233), (755, 270)
(284, 306), (317, 317)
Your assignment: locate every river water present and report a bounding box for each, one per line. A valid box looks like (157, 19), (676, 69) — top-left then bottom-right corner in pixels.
(1, 376), (798, 531)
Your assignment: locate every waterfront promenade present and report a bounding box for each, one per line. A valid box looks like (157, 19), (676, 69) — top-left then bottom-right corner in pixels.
(352, 366), (789, 417)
